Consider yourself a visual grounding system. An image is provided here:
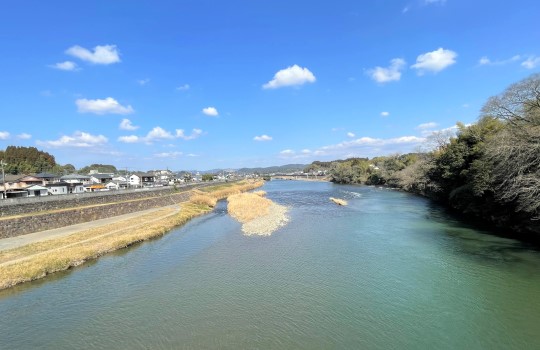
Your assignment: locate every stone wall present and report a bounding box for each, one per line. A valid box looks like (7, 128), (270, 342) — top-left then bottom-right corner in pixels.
(0, 182), (221, 239)
(0, 183), (207, 217)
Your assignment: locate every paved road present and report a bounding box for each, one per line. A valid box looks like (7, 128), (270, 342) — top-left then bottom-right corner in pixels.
(0, 205), (179, 252)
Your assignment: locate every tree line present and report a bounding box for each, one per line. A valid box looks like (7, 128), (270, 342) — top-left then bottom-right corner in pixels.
(308, 74), (540, 237)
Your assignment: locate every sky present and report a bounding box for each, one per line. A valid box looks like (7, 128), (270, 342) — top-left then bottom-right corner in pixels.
(1, 0), (539, 171)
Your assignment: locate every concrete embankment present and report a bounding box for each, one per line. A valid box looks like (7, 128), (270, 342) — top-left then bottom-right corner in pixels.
(0, 184), (209, 239)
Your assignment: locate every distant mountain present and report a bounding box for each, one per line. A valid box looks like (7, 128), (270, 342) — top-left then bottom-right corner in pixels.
(236, 164), (307, 174)
(196, 164), (307, 175)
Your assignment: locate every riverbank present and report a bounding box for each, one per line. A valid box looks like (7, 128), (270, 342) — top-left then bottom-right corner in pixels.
(0, 180), (264, 290)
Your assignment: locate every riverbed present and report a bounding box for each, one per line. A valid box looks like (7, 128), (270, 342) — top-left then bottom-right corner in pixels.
(1, 180), (539, 349)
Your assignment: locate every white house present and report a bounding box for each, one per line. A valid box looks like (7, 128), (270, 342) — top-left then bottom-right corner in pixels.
(90, 174), (114, 184)
(105, 180), (128, 190)
(25, 185), (49, 197)
(61, 174), (92, 185)
(129, 173), (156, 187)
(47, 182), (69, 195)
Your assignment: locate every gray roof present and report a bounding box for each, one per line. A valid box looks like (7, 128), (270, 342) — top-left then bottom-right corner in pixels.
(91, 174), (113, 179)
(34, 172), (59, 179)
(61, 173), (91, 180)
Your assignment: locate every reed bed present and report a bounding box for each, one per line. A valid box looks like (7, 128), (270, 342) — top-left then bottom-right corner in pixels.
(0, 181), (262, 290)
(227, 191), (288, 236)
(330, 197), (348, 206)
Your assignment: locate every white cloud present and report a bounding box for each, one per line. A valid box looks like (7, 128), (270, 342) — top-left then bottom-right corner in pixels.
(119, 119), (139, 131)
(155, 151), (183, 158)
(119, 127), (203, 144)
(66, 44), (120, 64)
(263, 64), (316, 89)
(380, 111), (390, 117)
(253, 134), (272, 141)
(137, 78), (150, 86)
(17, 133), (32, 140)
(146, 127), (174, 142)
(202, 107), (218, 117)
(118, 135), (140, 143)
(368, 58), (406, 83)
(479, 55), (521, 66)
(280, 149), (295, 155)
(347, 132), (355, 138)
(176, 128), (203, 140)
(522, 56), (540, 69)
(76, 97), (134, 115)
(37, 131), (108, 148)
(411, 48), (457, 74)
(0, 131), (10, 140)
(301, 149), (312, 154)
(51, 61), (78, 71)
(416, 122), (438, 130)
(176, 84), (190, 91)
(479, 56), (491, 65)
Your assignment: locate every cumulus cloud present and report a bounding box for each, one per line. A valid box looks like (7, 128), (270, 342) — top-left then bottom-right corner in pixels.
(176, 129), (203, 140)
(119, 127), (204, 144)
(66, 44), (120, 64)
(263, 64), (316, 89)
(202, 107), (218, 117)
(0, 131), (10, 140)
(155, 151), (183, 158)
(411, 48), (457, 74)
(176, 84), (190, 91)
(280, 149), (295, 155)
(50, 61), (78, 71)
(119, 118), (139, 131)
(347, 132), (355, 138)
(76, 97), (134, 115)
(17, 133), (32, 139)
(253, 134), (273, 141)
(146, 127), (174, 141)
(37, 131), (108, 148)
(380, 111), (390, 117)
(522, 56), (540, 69)
(118, 135), (140, 143)
(368, 58), (406, 83)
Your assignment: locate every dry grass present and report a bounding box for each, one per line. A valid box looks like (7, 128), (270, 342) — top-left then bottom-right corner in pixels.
(0, 181), (263, 290)
(227, 193), (272, 223)
(330, 197), (348, 206)
(189, 193), (217, 207)
(252, 190), (267, 197)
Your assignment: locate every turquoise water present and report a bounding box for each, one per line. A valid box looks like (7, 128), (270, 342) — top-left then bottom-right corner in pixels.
(1, 180), (540, 349)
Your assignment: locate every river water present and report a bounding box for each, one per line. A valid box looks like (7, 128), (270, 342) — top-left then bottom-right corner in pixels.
(1, 180), (540, 349)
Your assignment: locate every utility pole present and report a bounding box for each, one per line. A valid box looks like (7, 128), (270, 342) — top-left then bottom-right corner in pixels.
(0, 160), (6, 200)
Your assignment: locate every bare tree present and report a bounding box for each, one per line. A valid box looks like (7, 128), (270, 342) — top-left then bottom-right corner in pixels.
(483, 74), (540, 219)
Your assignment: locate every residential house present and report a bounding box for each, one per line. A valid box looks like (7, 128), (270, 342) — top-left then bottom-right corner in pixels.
(90, 173), (114, 184)
(129, 173), (156, 187)
(46, 182), (70, 195)
(84, 183), (107, 192)
(34, 172), (60, 185)
(25, 185), (49, 197)
(105, 180), (128, 190)
(61, 173), (92, 185)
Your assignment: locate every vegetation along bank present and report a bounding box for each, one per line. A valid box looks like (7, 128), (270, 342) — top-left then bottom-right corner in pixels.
(305, 74), (540, 239)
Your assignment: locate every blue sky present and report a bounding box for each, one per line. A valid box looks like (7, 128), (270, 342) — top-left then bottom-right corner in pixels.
(1, 0), (539, 171)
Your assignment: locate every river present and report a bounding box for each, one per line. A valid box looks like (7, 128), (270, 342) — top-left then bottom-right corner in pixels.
(1, 180), (540, 349)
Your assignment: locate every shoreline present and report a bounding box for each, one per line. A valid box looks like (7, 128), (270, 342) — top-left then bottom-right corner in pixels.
(0, 180), (264, 290)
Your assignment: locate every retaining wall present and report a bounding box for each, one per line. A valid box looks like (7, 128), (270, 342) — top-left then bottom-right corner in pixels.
(0, 183), (215, 239)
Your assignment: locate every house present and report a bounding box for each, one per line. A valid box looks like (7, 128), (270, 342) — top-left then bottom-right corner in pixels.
(129, 173), (156, 187)
(112, 175), (127, 182)
(34, 172), (60, 185)
(68, 183), (85, 194)
(25, 184), (49, 197)
(17, 175), (44, 187)
(90, 173), (114, 184)
(105, 180), (128, 190)
(84, 183), (107, 192)
(61, 173), (92, 185)
(46, 182), (70, 195)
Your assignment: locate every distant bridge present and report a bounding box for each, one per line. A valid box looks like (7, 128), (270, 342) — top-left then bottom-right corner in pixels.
(270, 174), (329, 181)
